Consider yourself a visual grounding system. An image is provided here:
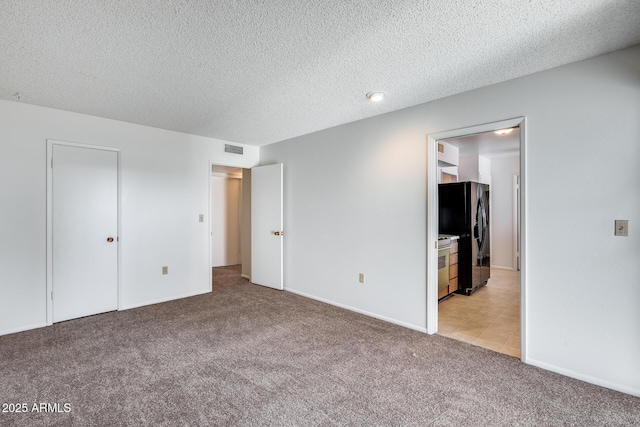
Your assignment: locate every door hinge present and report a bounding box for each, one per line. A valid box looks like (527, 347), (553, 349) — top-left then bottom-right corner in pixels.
(51, 291), (54, 301)
(51, 158), (53, 168)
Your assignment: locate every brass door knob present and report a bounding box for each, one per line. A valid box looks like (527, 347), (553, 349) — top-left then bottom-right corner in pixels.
(273, 231), (283, 236)
(107, 237), (114, 242)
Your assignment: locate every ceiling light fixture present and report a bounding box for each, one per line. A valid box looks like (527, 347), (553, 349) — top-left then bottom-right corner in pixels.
(494, 128), (514, 136)
(366, 91), (386, 102)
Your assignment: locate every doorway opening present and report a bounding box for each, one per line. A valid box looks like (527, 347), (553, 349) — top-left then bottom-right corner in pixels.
(437, 129), (521, 357)
(209, 164), (251, 288)
(209, 161), (285, 292)
(426, 117), (526, 361)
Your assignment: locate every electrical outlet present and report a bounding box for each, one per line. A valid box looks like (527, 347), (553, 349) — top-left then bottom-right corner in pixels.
(615, 220), (629, 236)
(359, 273), (365, 284)
(162, 266), (168, 275)
(199, 214), (204, 222)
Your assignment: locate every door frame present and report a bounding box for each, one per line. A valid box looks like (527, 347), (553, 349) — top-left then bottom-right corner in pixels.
(46, 139), (121, 326)
(513, 174), (521, 271)
(426, 117), (527, 361)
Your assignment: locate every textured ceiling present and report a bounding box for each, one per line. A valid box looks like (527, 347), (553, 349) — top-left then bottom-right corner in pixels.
(2, 1), (639, 146)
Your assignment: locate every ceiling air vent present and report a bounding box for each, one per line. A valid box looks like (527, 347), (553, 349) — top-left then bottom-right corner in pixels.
(225, 144), (243, 155)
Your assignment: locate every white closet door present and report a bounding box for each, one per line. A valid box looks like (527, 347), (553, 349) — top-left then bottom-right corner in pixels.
(52, 144), (118, 322)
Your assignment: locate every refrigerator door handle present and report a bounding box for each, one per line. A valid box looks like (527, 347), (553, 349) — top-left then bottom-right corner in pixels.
(475, 197), (486, 249)
(474, 197), (481, 240)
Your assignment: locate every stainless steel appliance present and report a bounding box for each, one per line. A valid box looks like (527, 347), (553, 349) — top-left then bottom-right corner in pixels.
(438, 181), (490, 295)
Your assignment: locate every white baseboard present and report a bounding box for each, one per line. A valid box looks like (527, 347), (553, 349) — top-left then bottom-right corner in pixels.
(241, 274), (250, 280)
(0, 322), (49, 337)
(120, 289), (211, 311)
(0, 290), (212, 336)
(527, 357), (640, 398)
(284, 287), (427, 333)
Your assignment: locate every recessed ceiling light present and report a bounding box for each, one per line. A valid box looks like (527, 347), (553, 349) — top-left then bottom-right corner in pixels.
(494, 128), (514, 136)
(366, 91), (386, 102)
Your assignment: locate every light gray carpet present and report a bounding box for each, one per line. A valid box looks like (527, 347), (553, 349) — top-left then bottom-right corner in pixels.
(1, 265), (638, 426)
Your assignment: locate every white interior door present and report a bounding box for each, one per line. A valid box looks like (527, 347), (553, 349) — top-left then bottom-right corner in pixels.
(251, 163), (283, 290)
(52, 144), (118, 322)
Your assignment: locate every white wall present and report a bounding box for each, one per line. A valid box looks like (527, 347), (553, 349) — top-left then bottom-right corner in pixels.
(0, 101), (258, 335)
(211, 176), (241, 267)
(458, 155), (491, 185)
(489, 155), (520, 269)
(262, 117), (430, 330)
(261, 45), (640, 396)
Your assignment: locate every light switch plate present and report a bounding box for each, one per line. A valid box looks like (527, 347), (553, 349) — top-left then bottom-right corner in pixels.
(615, 220), (629, 236)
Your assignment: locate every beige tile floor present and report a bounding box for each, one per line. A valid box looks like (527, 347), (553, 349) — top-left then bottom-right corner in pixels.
(438, 268), (521, 358)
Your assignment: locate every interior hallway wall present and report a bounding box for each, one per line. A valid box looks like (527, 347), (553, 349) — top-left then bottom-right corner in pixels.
(260, 45), (640, 396)
(211, 176), (241, 267)
(489, 154), (520, 270)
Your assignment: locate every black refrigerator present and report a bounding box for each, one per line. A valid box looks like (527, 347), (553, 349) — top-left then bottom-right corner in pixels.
(439, 181), (490, 295)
